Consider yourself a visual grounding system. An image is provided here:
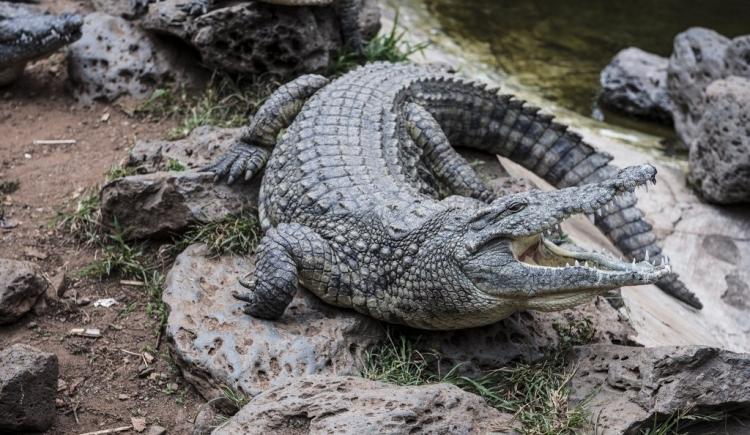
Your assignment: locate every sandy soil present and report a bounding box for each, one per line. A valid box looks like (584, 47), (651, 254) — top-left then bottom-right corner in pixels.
(0, 10), (205, 434)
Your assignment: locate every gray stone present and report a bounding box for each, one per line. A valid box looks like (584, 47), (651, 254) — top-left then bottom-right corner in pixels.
(667, 27), (730, 146)
(688, 76), (750, 204)
(0, 344), (59, 432)
(128, 126), (242, 172)
(92, 0), (151, 19)
(192, 405), (226, 435)
(213, 375), (517, 435)
(567, 344), (750, 434)
(99, 170), (260, 240)
(143, 0), (381, 78)
(0, 258), (47, 325)
(164, 245), (384, 402)
(599, 47), (672, 123)
(416, 296), (634, 375)
(67, 12), (202, 103)
(726, 35), (750, 78)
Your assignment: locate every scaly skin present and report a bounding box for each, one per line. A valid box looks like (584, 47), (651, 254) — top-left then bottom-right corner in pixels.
(178, 0), (364, 54)
(205, 62), (700, 330)
(0, 2), (82, 86)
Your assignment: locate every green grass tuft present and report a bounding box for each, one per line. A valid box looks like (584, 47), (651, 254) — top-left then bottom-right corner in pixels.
(138, 74), (279, 140)
(171, 212), (262, 258)
(328, 9), (430, 76)
(55, 190), (103, 245)
(362, 329), (590, 434)
(553, 316), (595, 351)
(639, 408), (727, 435)
(105, 164), (141, 182)
(166, 158), (187, 172)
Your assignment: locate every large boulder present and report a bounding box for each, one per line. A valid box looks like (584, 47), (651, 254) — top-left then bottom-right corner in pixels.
(99, 171), (260, 240)
(212, 375), (516, 435)
(567, 344), (750, 434)
(0, 344), (59, 432)
(599, 47), (672, 123)
(128, 126), (243, 172)
(667, 28), (731, 146)
(164, 245), (384, 402)
(0, 259), (47, 324)
(143, 0), (381, 78)
(67, 12), (201, 103)
(688, 77), (750, 204)
(725, 35), (750, 77)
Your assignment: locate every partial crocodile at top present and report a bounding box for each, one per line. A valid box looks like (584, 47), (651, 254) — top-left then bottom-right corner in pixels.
(205, 62), (701, 330)
(0, 2), (82, 86)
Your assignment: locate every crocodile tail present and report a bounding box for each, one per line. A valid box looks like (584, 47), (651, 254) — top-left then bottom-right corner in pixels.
(416, 77), (702, 309)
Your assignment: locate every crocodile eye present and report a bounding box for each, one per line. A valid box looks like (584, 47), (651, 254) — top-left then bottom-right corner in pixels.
(508, 201), (527, 213)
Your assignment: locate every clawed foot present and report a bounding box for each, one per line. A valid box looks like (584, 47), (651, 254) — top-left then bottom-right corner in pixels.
(200, 142), (269, 184)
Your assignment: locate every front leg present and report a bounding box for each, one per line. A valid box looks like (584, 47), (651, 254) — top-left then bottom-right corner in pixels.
(203, 74), (329, 183)
(233, 223), (335, 319)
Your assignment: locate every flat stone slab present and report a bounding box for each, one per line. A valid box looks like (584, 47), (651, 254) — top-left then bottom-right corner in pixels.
(164, 244), (384, 400)
(100, 171), (260, 240)
(213, 375), (517, 435)
(568, 344), (750, 433)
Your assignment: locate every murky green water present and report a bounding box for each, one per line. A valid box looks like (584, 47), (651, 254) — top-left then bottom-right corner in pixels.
(424, 0), (750, 124)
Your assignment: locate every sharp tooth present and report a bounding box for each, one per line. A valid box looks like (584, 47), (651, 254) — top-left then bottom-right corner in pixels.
(575, 260), (580, 267)
(584, 261), (590, 268)
(596, 209), (602, 217)
(632, 258), (636, 266)
(660, 257), (665, 266)
(645, 250), (649, 262)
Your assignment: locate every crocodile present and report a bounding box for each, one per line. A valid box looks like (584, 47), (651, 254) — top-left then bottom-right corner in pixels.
(177, 0), (365, 54)
(205, 62), (701, 330)
(0, 2), (82, 86)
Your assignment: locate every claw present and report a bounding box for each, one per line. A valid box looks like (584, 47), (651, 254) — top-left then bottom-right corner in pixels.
(232, 290), (252, 302)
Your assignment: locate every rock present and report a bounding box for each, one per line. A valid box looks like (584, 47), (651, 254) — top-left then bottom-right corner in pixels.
(192, 405), (225, 435)
(99, 170), (260, 240)
(0, 344), (59, 432)
(0, 2), (82, 86)
(128, 126), (242, 172)
(164, 245), (384, 402)
(722, 272), (750, 310)
(567, 344), (750, 434)
(213, 375), (516, 435)
(92, 0), (150, 19)
(726, 35), (750, 77)
(67, 12), (202, 103)
(667, 27), (730, 146)
(0, 258), (47, 324)
(688, 76), (750, 204)
(143, 0), (381, 78)
(599, 47), (672, 123)
(147, 425), (167, 435)
(413, 296), (633, 375)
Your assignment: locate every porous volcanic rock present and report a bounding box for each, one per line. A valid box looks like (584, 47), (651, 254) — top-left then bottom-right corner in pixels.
(99, 170), (260, 240)
(567, 344), (750, 434)
(726, 35), (750, 77)
(688, 76), (750, 204)
(143, 0), (381, 78)
(67, 12), (201, 102)
(0, 344), (59, 432)
(0, 258), (47, 324)
(212, 375), (517, 435)
(667, 27), (731, 146)
(599, 47), (672, 123)
(128, 126), (243, 172)
(164, 244), (384, 402)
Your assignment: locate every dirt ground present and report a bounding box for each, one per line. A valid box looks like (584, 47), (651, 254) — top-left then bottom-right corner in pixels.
(0, 9), (205, 434)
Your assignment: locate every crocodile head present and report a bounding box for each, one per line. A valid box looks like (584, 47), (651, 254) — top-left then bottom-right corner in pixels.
(454, 164), (670, 310)
(0, 4), (83, 67)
